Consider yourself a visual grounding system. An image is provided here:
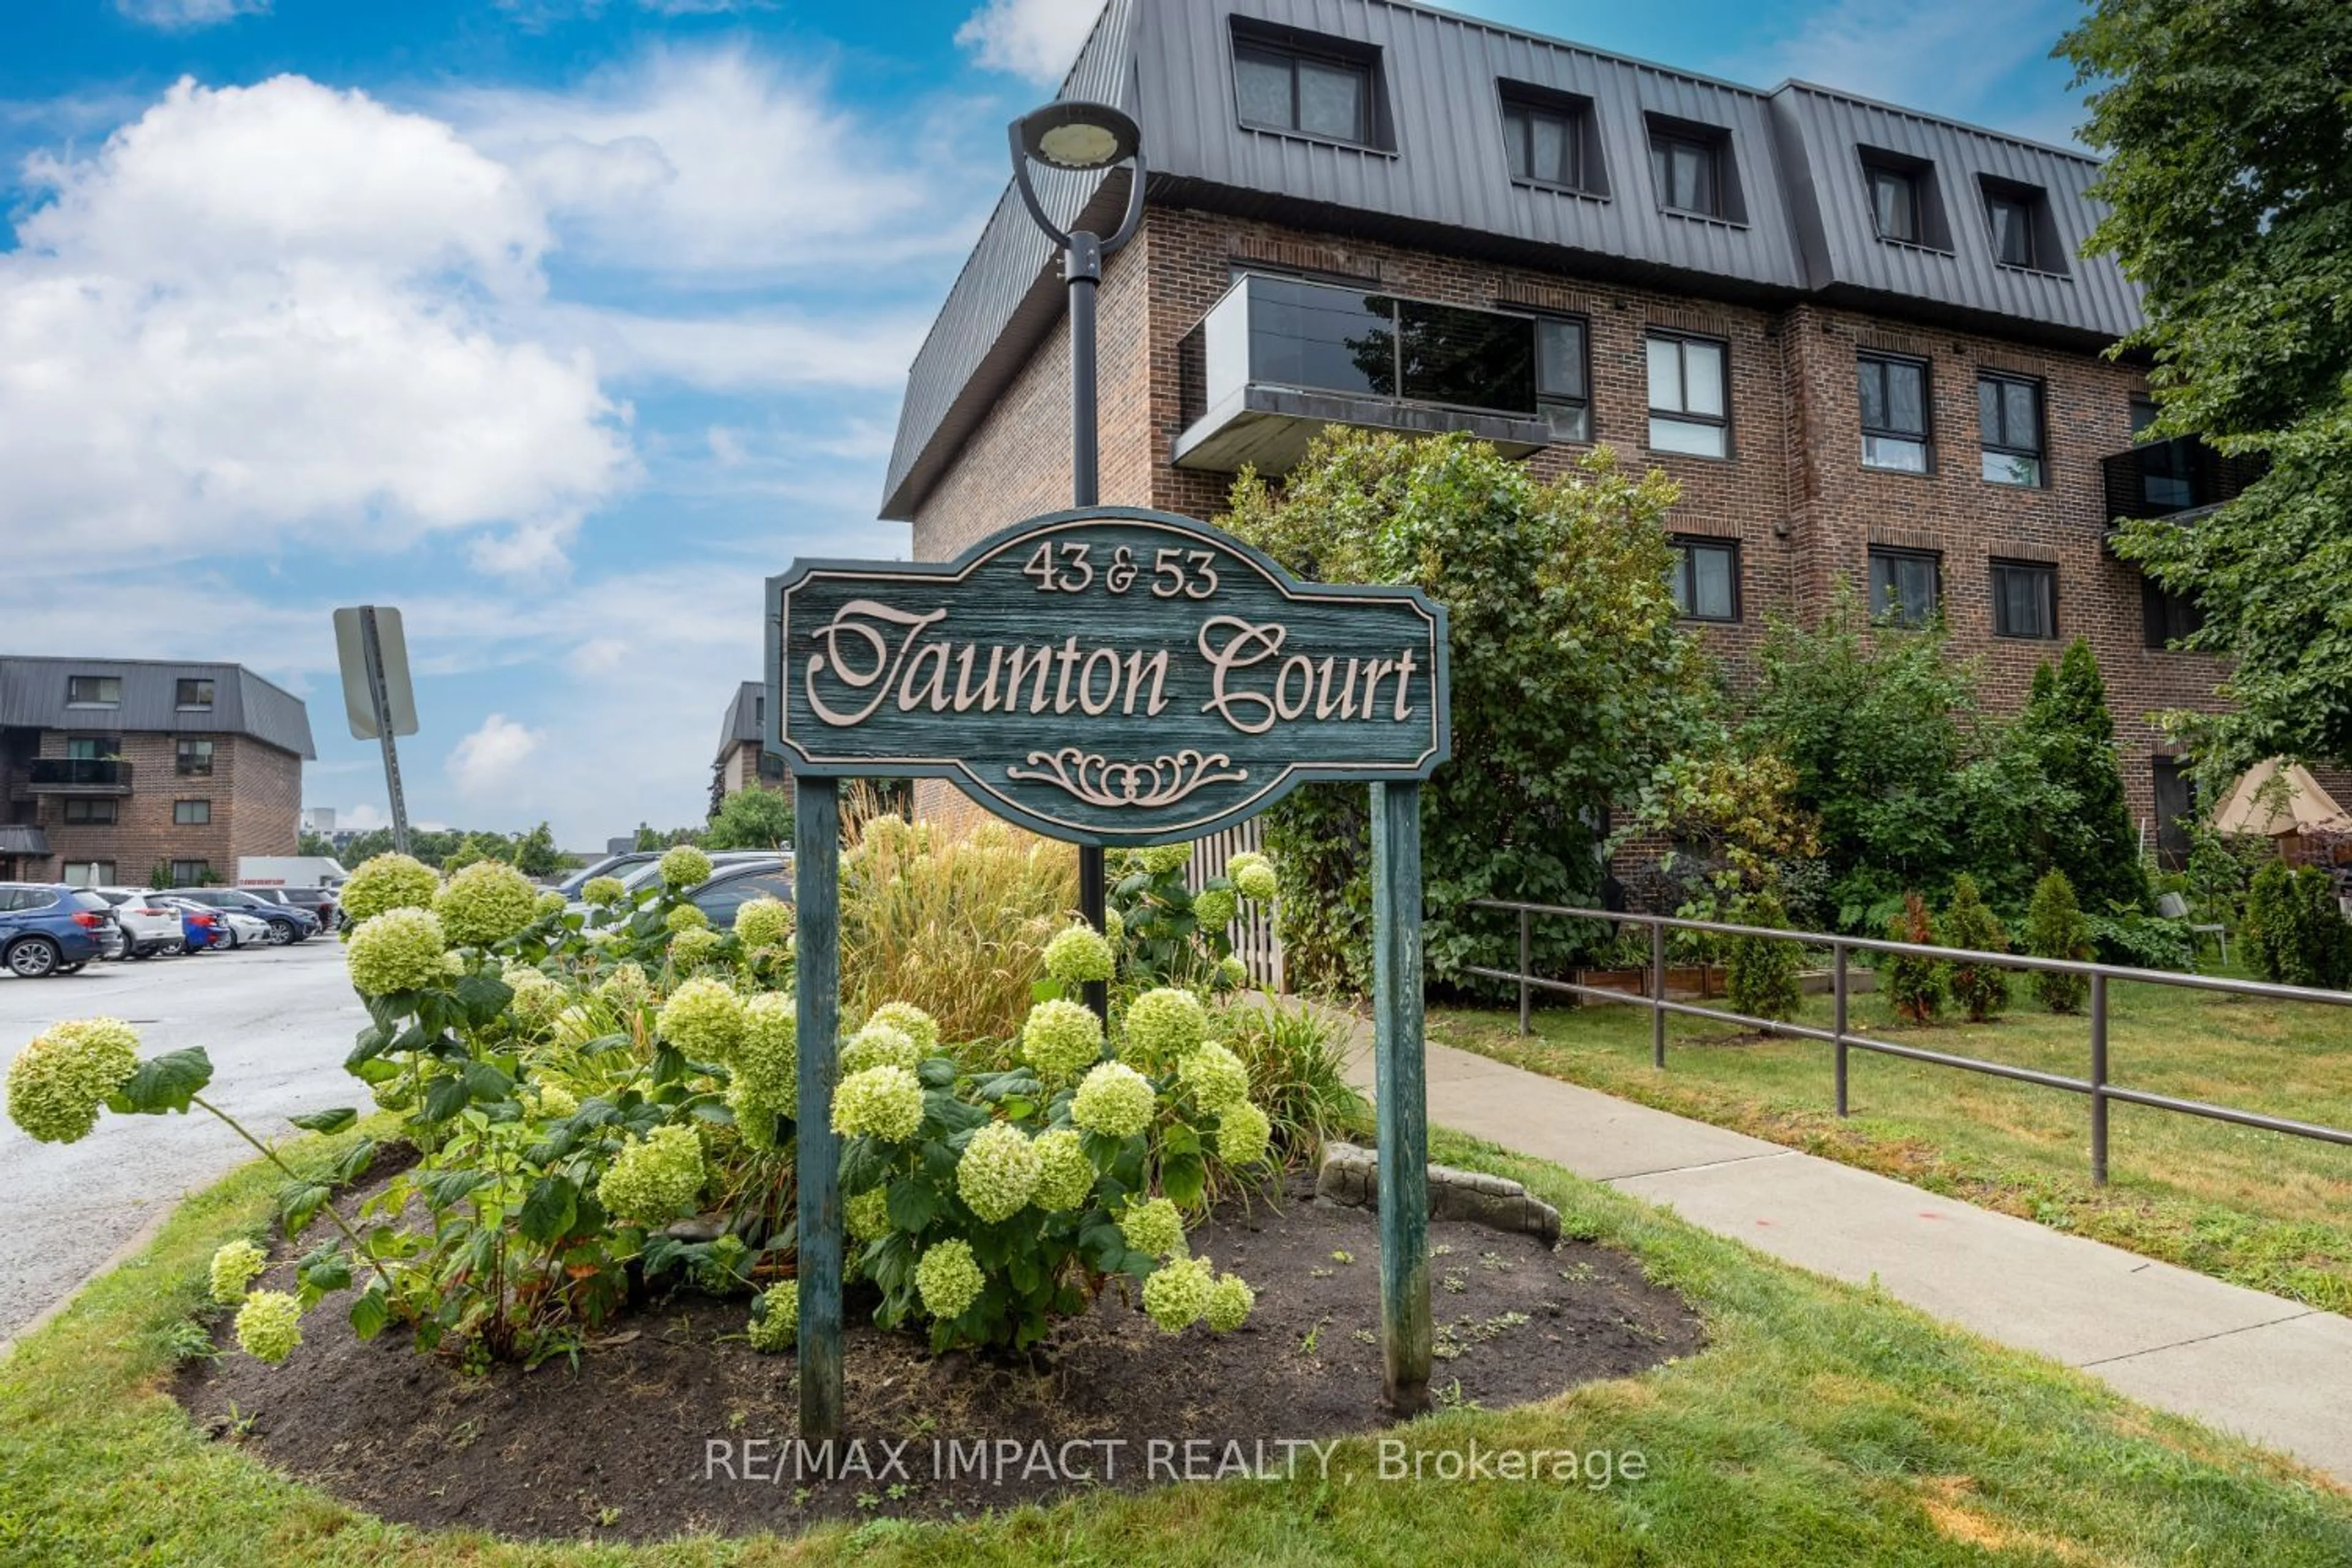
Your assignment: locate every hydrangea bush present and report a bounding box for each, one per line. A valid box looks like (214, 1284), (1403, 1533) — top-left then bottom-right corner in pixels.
(1095, 846), (1280, 999)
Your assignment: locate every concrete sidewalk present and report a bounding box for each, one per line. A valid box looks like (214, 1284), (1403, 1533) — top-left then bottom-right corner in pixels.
(1341, 1031), (2352, 1483)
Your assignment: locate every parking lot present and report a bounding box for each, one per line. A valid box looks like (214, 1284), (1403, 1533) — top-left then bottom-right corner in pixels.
(0, 936), (361, 1340)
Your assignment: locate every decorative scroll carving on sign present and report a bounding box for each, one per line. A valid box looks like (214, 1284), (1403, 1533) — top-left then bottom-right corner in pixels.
(1005, 748), (1250, 809)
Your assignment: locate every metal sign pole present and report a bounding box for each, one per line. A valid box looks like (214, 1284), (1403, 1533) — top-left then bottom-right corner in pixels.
(359, 606), (411, 857)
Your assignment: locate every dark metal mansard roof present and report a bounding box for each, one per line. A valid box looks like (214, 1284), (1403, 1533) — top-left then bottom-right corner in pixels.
(881, 0), (2142, 521)
(0, 656), (316, 759)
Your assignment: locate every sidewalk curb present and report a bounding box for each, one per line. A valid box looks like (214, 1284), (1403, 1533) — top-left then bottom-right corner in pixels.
(0, 1206), (175, 1360)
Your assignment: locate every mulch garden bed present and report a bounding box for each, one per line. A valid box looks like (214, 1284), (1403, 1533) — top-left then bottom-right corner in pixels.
(175, 1163), (1702, 1544)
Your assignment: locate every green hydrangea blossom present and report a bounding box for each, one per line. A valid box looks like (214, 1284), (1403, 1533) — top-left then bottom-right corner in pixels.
(865, 1002), (940, 1057)
(532, 1082), (579, 1120)
(433, 861), (540, 948)
(665, 902), (711, 933)
(747, 1283), (798, 1352)
(1070, 1061), (1155, 1139)
(369, 1072), (416, 1112)
(534, 890), (567, 918)
(841, 1021), (920, 1076)
(735, 896), (793, 951)
(657, 975), (747, 1061)
(1020, 998), (1102, 1080)
(846, 1185), (893, 1242)
(658, 845), (714, 888)
(915, 1238), (986, 1321)
(1117, 1196), (1185, 1258)
(1142, 1256), (1214, 1333)
(1122, 987), (1207, 1065)
(1216, 1101), (1273, 1167)
(5, 1016), (140, 1145)
(1029, 1128), (1095, 1212)
(1177, 1042), (1251, 1112)
(595, 1123), (706, 1223)
(597, 960), (652, 1011)
(1226, 852), (1278, 903)
(1215, 954), (1249, 990)
(726, 991), (798, 1149)
(234, 1290), (304, 1364)
(1205, 1272), (1255, 1332)
(337, 853), (440, 924)
(505, 967), (565, 1032)
(1191, 886), (1237, 932)
(957, 1121), (1041, 1223)
(1104, 907), (1125, 948)
(1138, 843), (1192, 875)
(668, 926), (722, 969)
(582, 875), (627, 907)
(208, 1238), (268, 1305)
(1042, 924), (1114, 986)
(345, 908), (448, 997)
(832, 1065), (924, 1142)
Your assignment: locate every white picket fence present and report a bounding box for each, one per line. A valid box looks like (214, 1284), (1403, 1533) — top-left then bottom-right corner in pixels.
(1187, 818), (1285, 993)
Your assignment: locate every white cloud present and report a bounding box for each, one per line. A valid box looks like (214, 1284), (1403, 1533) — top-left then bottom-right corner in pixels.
(1735, 0), (2086, 145)
(446, 45), (989, 277)
(1, 76), (635, 573)
(448, 714), (543, 795)
(955, 0), (1102, 83)
(116, 0), (268, 30)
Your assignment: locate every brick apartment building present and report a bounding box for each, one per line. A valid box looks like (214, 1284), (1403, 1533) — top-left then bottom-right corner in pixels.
(713, 680), (785, 816)
(0, 657), (315, 887)
(879, 0), (2290, 862)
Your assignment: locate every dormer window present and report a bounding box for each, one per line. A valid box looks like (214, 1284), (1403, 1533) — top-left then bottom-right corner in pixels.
(1646, 115), (1744, 222)
(1232, 20), (1385, 148)
(1858, 146), (1952, 251)
(1978, 175), (2065, 274)
(1498, 83), (1605, 196)
(1871, 165), (1919, 241)
(67, 675), (119, 707)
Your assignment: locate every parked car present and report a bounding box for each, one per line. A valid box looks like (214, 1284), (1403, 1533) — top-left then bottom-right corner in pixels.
(157, 895), (268, 950)
(92, 888), (188, 959)
(556, 851), (658, 899)
(165, 899), (231, 954)
(166, 887), (318, 944)
(683, 858), (794, 927)
(572, 851), (788, 915)
(0, 883), (117, 978)
(266, 885), (342, 929)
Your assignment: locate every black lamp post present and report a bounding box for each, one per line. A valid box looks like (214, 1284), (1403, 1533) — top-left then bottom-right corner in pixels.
(1008, 100), (1146, 1025)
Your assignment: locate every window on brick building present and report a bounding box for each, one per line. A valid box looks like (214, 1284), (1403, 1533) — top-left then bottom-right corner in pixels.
(176, 739), (214, 776)
(170, 859), (210, 884)
(1233, 25), (1379, 146)
(176, 678), (214, 710)
(63, 798), (118, 825)
(175, 799), (211, 825)
(1857, 353), (1931, 471)
(66, 736), (116, 760)
(1646, 333), (1729, 457)
(1979, 176), (2065, 274)
(1667, 537), (1740, 622)
(2143, 576), (2205, 650)
(67, 675), (119, 706)
(1648, 120), (1735, 219)
(2152, 759), (2197, 867)
(757, 753), (786, 781)
(1868, 547), (1940, 627)
(1500, 89), (1601, 194)
(1977, 372), (2045, 486)
(1534, 316), (1591, 441)
(62, 862), (115, 887)
(1990, 560), (2058, 639)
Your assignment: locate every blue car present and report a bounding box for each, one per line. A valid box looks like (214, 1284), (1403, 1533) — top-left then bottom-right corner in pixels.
(0, 883), (118, 979)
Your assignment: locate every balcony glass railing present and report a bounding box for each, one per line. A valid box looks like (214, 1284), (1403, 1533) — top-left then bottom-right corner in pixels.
(2102, 435), (2266, 522)
(26, 758), (131, 788)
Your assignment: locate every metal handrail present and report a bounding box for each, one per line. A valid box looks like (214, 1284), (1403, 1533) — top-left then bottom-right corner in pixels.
(1468, 899), (2352, 1185)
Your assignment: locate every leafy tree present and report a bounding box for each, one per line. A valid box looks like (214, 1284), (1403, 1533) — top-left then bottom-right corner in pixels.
(442, 831), (514, 872)
(635, 823), (703, 852)
(513, 822), (562, 878)
(704, 788), (795, 851)
(2242, 860), (2352, 989)
(2024, 870), (2094, 1013)
(1724, 889), (1803, 1027)
(1883, 892), (1946, 1025)
(1222, 431), (1717, 994)
(1749, 586), (2063, 926)
(2064, 0), (2352, 775)
(298, 831), (337, 858)
(2018, 641), (2150, 914)
(1940, 874), (2013, 1023)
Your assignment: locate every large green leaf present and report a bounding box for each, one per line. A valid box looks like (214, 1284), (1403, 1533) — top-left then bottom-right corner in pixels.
(885, 1177), (940, 1233)
(288, 1107), (358, 1135)
(106, 1048), (213, 1116)
(518, 1175), (578, 1244)
(420, 1074), (470, 1124)
(349, 1287), (390, 1340)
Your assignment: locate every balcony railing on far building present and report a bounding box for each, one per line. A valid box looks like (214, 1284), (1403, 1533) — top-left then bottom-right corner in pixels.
(2102, 435), (2266, 524)
(24, 758), (133, 793)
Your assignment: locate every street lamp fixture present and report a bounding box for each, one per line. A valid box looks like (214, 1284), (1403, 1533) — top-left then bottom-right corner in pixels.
(1008, 98), (1146, 1024)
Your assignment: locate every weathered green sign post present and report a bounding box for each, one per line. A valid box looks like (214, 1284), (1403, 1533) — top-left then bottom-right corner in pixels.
(767, 505), (1450, 1435)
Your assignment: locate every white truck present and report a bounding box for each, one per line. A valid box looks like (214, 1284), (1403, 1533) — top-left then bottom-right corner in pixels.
(236, 856), (350, 889)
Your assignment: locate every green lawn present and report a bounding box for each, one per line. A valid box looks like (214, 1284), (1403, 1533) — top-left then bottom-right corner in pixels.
(3, 1125), (2349, 1563)
(1432, 967), (2352, 1312)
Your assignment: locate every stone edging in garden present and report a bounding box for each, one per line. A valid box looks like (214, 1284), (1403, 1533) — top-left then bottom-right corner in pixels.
(1314, 1141), (1562, 1245)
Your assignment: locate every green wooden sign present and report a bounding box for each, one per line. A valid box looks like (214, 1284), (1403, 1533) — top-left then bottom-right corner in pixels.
(766, 507), (1450, 845)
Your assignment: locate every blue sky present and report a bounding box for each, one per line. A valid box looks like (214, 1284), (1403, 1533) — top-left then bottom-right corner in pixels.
(0, 0), (2092, 851)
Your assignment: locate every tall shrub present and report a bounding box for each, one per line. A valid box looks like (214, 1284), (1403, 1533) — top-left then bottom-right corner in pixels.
(2024, 869), (2093, 1013)
(1724, 890), (1804, 1027)
(1224, 431), (1716, 995)
(2018, 641), (2150, 913)
(1884, 892), (1946, 1023)
(1940, 873), (2012, 1022)
(2242, 860), (2352, 989)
